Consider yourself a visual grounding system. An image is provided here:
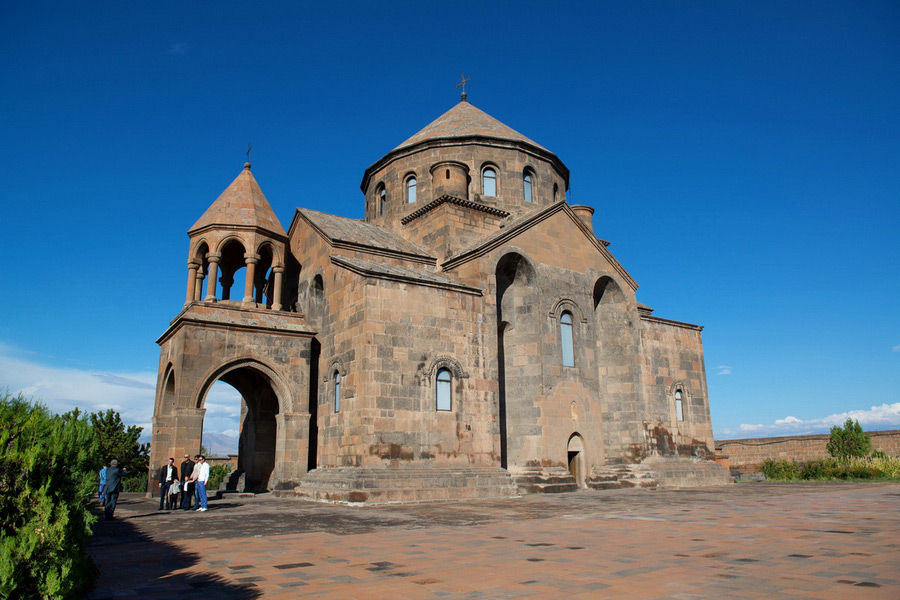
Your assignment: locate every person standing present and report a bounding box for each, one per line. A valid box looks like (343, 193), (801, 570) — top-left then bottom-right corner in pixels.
(157, 457), (178, 510)
(98, 464), (107, 507)
(180, 454), (195, 510)
(191, 455), (210, 512)
(103, 459), (126, 520)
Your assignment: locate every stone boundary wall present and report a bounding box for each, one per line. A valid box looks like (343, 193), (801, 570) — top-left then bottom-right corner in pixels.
(716, 430), (900, 474)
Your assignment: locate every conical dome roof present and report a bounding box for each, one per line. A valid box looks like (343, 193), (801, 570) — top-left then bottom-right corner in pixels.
(189, 164), (286, 237)
(393, 101), (548, 152)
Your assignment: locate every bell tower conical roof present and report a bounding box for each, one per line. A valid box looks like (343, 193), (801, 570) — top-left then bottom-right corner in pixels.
(189, 163), (286, 238)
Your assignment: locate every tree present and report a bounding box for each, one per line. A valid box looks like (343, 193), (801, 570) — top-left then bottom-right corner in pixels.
(89, 409), (148, 478)
(0, 392), (99, 599)
(826, 418), (872, 460)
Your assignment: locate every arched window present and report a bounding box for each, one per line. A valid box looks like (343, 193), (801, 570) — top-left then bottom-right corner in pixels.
(482, 167), (496, 197)
(553, 183), (559, 202)
(436, 368), (452, 411)
(675, 390), (684, 421)
(333, 371), (341, 412)
(560, 311), (575, 367)
(406, 176), (417, 204)
(523, 171), (533, 202)
(378, 184), (386, 216)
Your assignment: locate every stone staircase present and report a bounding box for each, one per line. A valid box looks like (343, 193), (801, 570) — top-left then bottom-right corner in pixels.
(590, 464), (658, 489)
(279, 466), (519, 504)
(512, 469), (579, 494)
(641, 456), (734, 487)
(213, 468), (255, 499)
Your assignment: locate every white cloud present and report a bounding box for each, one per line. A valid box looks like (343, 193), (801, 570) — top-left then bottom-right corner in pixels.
(716, 365), (732, 375)
(718, 402), (900, 439)
(892, 345), (900, 352)
(0, 342), (156, 430)
(0, 343), (247, 444)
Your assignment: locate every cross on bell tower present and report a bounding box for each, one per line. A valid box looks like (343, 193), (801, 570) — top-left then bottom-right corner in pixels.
(456, 73), (471, 102)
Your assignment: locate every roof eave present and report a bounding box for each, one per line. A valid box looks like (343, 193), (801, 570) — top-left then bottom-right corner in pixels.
(360, 135), (570, 193)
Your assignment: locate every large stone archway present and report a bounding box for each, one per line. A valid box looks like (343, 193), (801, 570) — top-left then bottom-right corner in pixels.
(201, 363), (281, 492)
(150, 305), (315, 495)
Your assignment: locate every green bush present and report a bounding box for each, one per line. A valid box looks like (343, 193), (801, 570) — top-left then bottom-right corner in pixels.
(0, 392), (99, 599)
(121, 476), (148, 493)
(760, 458), (800, 481)
(762, 455), (900, 482)
(826, 419), (872, 460)
(207, 463), (231, 491)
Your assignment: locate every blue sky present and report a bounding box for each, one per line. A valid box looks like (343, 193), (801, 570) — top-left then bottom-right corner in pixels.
(1, 1), (898, 441)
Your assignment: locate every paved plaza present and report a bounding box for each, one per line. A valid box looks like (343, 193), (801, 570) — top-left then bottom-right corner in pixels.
(86, 483), (900, 599)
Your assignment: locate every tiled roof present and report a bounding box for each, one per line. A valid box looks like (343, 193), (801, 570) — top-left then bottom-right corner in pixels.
(331, 256), (481, 295)
(394, 101), (548, 152)
(190, 164), (286, 237)
(297, 208), (433, 260)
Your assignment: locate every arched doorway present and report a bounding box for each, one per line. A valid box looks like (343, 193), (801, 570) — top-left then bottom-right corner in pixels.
(567, 433), (586, 489)
(201, 364), (281, 492)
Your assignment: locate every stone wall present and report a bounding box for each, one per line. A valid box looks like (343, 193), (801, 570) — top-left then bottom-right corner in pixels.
(716, 430), (900, 474)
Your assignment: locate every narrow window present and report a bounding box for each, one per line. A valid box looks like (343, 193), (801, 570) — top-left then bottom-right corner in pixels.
(523, 171), (533, 202)
(560, 311), (575, 367)
(553, 183), (559, 202)
(445, 169), (450, 179)
(379, 186), (386, 215)
(436, 368), (451, 411)
(482, 167), (496, 197)
(334, 371), (341, 412)
(675, 390), (684, 421)
(407, 176), (417, 204)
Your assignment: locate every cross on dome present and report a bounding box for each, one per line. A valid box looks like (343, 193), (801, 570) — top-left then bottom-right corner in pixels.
(456, 73), (471, 102)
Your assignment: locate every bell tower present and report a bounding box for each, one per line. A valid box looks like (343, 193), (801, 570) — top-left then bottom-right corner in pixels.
(185, 162), (289, 309)
(149, 162), (315, 495)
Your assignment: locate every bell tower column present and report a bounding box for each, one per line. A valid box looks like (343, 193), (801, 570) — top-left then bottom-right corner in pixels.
(272, 265), (284, 311)
(243, 253), (259, 305)
(186, 259), (200, 304)
(204, 253), (221, 301)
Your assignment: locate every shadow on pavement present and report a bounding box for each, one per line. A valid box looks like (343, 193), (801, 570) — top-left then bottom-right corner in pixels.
(86, 496), (261, 599)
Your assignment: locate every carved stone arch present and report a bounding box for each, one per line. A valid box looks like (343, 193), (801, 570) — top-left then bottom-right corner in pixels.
(567, 432), (587, 488)
(256, 240), (284, 267)
(215, 234), (248, 254)
(668, 380), (692, 398)
(195, 356), (292, 414)
(669, 381), (692, 424)
(422, 355), (468, 381)
(323, 358), (346, 382)
(493, 247), (537, 286)
(156, 362), (177, 416)
(480, 161), (500, 196)
(549, 297), (588, 324)
(592, 272), (628, 307)
(191, 238), (211, 260)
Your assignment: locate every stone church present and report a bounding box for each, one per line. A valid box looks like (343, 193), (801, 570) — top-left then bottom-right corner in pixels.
(150, 96), (730, 503)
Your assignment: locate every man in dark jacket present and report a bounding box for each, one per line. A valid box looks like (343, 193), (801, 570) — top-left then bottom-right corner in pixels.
(180, 454), (195, 510)
(103, 459), (126, 520)
(158, 457), (178, 510)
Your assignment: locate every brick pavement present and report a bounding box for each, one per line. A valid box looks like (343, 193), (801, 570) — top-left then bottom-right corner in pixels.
(86, 483), (900, 599)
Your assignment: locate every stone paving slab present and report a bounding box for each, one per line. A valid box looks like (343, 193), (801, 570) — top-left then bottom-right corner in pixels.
(86, 482), (900, 599)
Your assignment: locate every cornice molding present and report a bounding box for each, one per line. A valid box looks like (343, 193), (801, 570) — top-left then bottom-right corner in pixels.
(401, 194), (510, 225)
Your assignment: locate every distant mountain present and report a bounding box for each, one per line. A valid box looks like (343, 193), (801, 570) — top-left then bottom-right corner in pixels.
(201, 432), (239, 456)
(137, 431), (239, 456)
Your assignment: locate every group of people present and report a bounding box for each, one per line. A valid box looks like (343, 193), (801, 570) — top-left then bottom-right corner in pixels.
(97, 454), (210, 520)
(156, 454), (210, 512)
